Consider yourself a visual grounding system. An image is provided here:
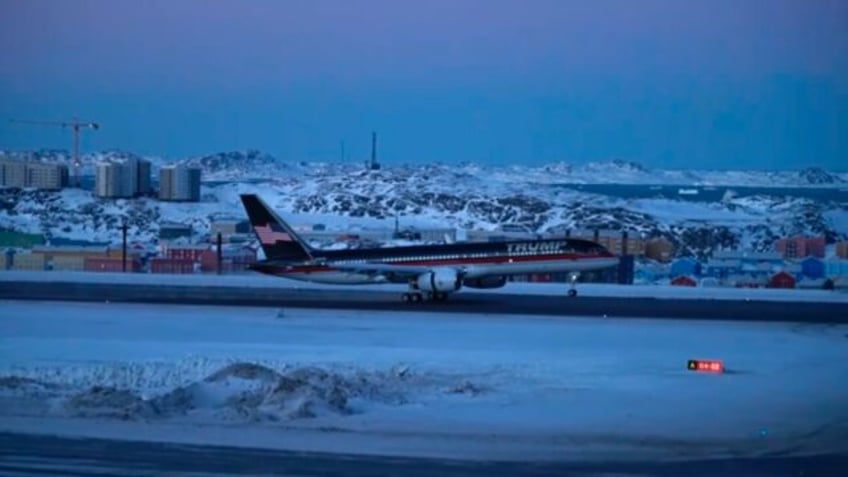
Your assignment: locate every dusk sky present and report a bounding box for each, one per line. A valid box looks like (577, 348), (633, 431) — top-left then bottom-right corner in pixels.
(1, 0), (846, 169)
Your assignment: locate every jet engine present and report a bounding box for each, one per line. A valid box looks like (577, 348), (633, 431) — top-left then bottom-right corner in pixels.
(462, 275), (507, 289)
(416, 268), (462, 292)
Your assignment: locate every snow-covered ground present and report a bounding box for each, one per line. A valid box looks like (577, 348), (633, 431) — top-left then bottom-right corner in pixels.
(1, 300), (847, 462)
(2, 270), (847, 303)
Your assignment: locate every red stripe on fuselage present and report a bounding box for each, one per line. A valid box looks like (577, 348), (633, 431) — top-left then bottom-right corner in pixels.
(258, 252), (613, 275)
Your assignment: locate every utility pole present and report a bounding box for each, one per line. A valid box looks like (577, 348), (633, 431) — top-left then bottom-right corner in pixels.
(216, 232), (223, 275)
(9, 117), (100, 188)
(121, 221), (128, 272)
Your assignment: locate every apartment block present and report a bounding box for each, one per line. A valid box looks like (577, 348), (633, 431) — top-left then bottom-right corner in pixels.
(94, 157), (151, 198)
(774, 235), (826, 259)
(159, 165), (201, 202)
(0, 158), (68, 189)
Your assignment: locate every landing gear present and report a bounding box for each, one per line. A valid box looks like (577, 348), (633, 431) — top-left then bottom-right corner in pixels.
(401, 288), (449, 304)
(401, 292), (423, 303)
(427, 292), (449, 302)
(567, 271), (580, 297)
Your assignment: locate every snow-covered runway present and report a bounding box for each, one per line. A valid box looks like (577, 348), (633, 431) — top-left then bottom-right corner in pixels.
(1, 300), (847, 462)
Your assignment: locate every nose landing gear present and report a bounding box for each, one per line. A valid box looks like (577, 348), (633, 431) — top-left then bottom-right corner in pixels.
(567, 271), (580, 297)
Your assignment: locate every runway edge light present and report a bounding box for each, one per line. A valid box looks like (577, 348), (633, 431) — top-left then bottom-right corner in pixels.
(687, 359), (724, 373)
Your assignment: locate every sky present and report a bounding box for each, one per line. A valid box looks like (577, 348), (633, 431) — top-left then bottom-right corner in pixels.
(0, 0), (846, 170)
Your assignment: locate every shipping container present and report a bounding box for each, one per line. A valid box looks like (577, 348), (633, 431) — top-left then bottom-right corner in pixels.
(84, 256), (141, 273)
(50, 255), (86, 271)
(150, 258), (195, 274)
(11, 253), (45, 271)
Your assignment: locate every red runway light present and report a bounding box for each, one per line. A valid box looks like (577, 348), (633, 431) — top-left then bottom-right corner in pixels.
(687, 359), (724, 373)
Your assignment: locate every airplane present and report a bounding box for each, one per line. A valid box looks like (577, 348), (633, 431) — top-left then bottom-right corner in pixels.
(240, 194), (620, 303)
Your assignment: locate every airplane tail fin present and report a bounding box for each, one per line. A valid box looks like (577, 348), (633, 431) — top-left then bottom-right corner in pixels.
(239, 194), (313, 261)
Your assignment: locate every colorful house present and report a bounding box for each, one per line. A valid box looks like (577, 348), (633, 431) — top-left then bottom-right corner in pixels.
(824, 259), (848, 279)
(768, 271), (796, 289)
(704, 258), (741, 279)
(800, 257), (825, 280)
(671, 275), (697, 287)
(709, 251), (783, 279)
(670, 257), (701, 278)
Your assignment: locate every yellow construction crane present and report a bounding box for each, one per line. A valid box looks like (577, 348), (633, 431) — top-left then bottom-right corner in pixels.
(9, 117), (100, 188)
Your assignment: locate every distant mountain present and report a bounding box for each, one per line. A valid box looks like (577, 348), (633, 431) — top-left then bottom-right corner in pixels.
(179, 150), (306, 181)
(797, 167), (845, 185)
(4, 149), (847, 187)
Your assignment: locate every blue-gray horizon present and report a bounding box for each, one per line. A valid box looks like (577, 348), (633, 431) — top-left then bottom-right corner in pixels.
(1, 0), (846, 170)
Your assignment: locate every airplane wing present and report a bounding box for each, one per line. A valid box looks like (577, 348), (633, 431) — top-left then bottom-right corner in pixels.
(331, 262), (464, 280)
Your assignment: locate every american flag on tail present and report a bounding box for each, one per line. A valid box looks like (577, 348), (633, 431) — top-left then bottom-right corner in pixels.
(254, 224), (292, 244)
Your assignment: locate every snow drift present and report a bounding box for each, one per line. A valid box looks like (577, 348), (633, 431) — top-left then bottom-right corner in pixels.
(0, 361), (488, 424)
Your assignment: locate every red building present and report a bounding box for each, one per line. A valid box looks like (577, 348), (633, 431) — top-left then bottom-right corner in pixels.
(165, 245), (209, 261)
(671, 275), (697, 287)
(837, 241), (848, 259)
(768, 271), (796, 289)
(774, 235), (826, 259)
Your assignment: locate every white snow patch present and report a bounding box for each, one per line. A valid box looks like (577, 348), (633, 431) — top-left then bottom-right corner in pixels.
(1, 301), (847, 461)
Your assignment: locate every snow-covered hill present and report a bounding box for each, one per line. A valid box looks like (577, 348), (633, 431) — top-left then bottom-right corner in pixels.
(3, 149), (847, 186)
(2, 151), (847, 260)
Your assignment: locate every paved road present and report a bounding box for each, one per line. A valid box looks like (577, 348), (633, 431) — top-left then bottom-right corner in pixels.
(0, 432), (846, 477)
(0, 280), (846, 323)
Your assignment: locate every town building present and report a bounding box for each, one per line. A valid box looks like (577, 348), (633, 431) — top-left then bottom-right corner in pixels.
(644, 237), (674, 263)
(163, 244), (209, 261)
(210, 219), (251, 238)
(0, 158), (68, 189)
(705, 250), (785, 280)
(774, 235), (826, 259)
(9, 252), (46, 271)
(836, 241), (848, 259)
(800, 256), (825, 280)
(0, 250), (10, 270)
(27, 245), (111, 271)
(159, 222), (193, 240)
(703, 258), (741, 280)
(768, 271), (796, 289)
(824, 259), (848, 279)
(159, 164), (201, 202)
(94, 156), (151, 198)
